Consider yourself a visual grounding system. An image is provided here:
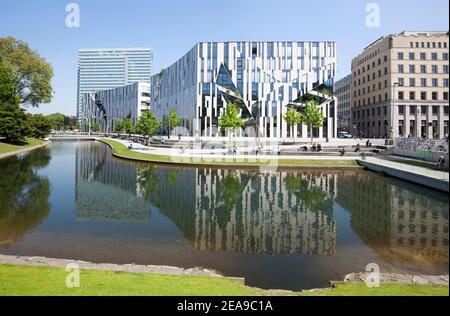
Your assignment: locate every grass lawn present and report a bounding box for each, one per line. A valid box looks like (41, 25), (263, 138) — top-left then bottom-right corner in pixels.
(0, 138), (44, 155)
(100, 138), (359, 168)
(303, 283), (449, 297)
(0, 265), (447, 296)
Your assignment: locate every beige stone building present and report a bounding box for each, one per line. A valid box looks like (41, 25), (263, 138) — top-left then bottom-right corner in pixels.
(334, 74), (352, 131)
(351, 31), (449, 139)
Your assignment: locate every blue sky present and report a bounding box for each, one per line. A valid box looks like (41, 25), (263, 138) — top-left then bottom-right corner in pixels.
(0, 0), (448, 116)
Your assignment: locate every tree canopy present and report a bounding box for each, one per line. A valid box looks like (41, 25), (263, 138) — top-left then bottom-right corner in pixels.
(300, 100), (324, 144)
(27, 114), (53, 139)
(135, 110), (161, 139)
(218, 102), (244, 134)
(0, 37), (53, 107)
(167, 108), (181, 137)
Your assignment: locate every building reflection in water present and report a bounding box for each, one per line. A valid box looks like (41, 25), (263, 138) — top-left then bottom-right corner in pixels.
(74, 142), (448, 264)
(336, 173), (449, 266)
(75, 142), (151, 222)
(0, 148), (52, 247)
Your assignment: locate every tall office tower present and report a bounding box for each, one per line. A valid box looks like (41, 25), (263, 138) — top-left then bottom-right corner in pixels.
(351, 32), (449, 139)
(151, 41), (337, 139)
(77, 48), (153, 125)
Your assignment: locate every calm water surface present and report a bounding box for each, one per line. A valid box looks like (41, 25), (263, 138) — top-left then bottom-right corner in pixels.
(0, 141), (448, 290)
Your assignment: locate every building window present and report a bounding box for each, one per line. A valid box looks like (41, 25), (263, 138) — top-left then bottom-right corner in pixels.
(432, 92), (438, 100)
(398, 65), (404, 73)
(444, 65), (449, 74)
(421, 106), (427, 114)
(420, 53), (426, 60)
(399, 105), (404, 115)
(409, 65), (415, 73)
(432, 78), (438, 87)
(444, 92), (449, 101)
(421, 78), (427, 87)
(432, 106), (439, 115)
(444, 79), (449, 87)
(398, 78), (404, 86)
(409, 53), (415, 60)
(431, 53), (437, 60)
(420, 65), (426, 73)
(409, 92), (415, 100)
(398, 91), (404, 100)
(398, 52), (404, 60)
(444, 53), (449, 61)
(421, 92), (427, 100)
(431, 65), (438, 74)
(409, 78), (415, 87)
(410, 106), (416, 115)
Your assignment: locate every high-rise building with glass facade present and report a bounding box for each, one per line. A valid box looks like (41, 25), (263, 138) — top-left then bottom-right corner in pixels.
(77, 48), (153, 125)
(151, 41), (337, 139)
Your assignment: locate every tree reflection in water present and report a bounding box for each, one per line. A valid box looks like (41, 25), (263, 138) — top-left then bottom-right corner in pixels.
(0, 148), (52, 247)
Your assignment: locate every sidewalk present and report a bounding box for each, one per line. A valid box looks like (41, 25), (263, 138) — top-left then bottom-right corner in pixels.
(113, 138), (360, 161)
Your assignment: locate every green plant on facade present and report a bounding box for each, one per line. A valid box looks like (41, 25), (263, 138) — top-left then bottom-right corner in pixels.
(218, 101), (244, 138)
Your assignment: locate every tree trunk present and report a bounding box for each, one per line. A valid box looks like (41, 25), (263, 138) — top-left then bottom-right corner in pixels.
(310, 125), (314, 145)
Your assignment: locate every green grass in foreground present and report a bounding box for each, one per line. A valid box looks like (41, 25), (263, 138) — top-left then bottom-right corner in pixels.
(0, 265), (447, 296)
(0, 138), (44, 155)
(303, 283), (449, 297)
(100, 138), (359, 168)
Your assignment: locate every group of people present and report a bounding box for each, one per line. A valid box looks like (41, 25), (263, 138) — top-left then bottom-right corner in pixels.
(301, 143), (322, 152)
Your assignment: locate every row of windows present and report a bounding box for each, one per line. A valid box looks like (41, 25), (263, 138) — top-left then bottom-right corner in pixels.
(397, 78), (449, 87)
(398, 91), (449, 101)
(398, 105), (449, 115)
(397, 64), (448, 74)
(354, 91), (449, 107)
(353, 105), (449, 119)
(409, 41), (448, 49)
(397, 52), (448, 61)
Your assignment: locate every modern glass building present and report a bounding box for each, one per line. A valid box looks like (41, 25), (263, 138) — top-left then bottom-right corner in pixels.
(80, 82), (150, 132)
(77, 48), (153, 125)
(151, 41), (337, 139)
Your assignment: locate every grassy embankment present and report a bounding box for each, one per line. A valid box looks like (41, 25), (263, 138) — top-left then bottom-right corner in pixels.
(0, 138), (44, 155)
(0, 265), (447, 296)
(99, 138), (360, 168)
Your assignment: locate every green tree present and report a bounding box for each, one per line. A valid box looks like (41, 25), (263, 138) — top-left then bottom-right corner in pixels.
(283, 107), (302, 142)
(123, 118), (134, 139)
(45, 113), (65, 130)
(91, 123), (100, 133)
(167, 108), (181, 139)
(27, 114), (53, 139)
(0, 62), (19, 105)
(114, 119), (124, 135)
(0, 37), (53, 107)
(300, 100), (324, 144)
(135, 110), (161, 148)
(0, 103), (29, 142)
(218, 102), (244, 140)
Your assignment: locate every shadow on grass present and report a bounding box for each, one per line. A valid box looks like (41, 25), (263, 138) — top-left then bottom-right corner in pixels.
(0, 139), (29, 146)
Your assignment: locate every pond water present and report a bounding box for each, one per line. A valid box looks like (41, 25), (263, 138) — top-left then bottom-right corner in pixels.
(0, 141), (448, 290)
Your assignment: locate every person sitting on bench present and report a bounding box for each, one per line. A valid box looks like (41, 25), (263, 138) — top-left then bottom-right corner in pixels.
(302, 145), (308, 152)
(354, 144), (361, 153)
(312, 144), (317, 152)
(339, 148), (346, 156)
(317, 144), (322, 152)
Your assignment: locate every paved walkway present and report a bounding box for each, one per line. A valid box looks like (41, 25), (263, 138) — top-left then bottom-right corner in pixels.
(112, 138), (361, 161)
(358, 156), (449, 192)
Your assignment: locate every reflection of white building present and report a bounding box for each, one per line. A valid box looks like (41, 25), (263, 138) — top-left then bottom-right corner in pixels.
(80, 82), (150, 132)
(151, 41), (338, 139)
(193, 170), (337, 255)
